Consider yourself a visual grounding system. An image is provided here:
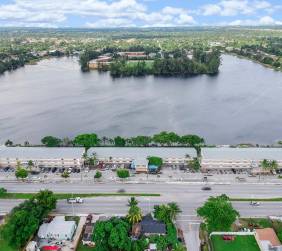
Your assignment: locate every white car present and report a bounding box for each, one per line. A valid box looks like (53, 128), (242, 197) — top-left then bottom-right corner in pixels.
(67, 197), (84, 204)
(250, 201), (260, 206)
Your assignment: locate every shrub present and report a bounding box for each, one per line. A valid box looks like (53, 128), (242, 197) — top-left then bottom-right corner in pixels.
(94, 171), (102, 179)
(117, 169), (130, 179)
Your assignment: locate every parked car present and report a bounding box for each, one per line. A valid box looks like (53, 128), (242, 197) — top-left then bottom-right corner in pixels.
(67, 197), (84, 204)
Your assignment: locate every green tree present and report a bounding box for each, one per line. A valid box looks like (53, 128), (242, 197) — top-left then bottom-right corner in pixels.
(93, 217), (131, 251)
(33, 190), (57, 215)
(261, 159), (278, 173)
(117, 169), (130, 179)
(15, 168), (28, 180)
(1, 190), (56, 248)
(197, 194), (239, 232)
(94, 170), (102, 179)
(188, 157), (201, 172)
(27, 160), (34, 170)
(131, 136), (152, 146)
(41, 136), (62, 147)
(114, 136), (126, 147)
(4, 139), (13, 146)
(148, 156), (163, 167)
(128, 197), (138, 207)
(168, 202), (182, 221)
(73, 133), (99, 153)
(154, 203), (181, 223)
(127, 205), (142, 224)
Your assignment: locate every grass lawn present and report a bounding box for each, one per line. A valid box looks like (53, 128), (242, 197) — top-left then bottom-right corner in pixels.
(0, 238), (19, 251)
(76, 243), (94, 251)
(211, 235), (260, 251)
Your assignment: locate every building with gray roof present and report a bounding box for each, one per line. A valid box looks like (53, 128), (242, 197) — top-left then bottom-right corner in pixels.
(0, 146), (84, 168)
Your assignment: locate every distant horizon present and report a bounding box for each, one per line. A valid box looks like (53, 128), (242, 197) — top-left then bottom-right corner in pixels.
(0, 25), (282, 30)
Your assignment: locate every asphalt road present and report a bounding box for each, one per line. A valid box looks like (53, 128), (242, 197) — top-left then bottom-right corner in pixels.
(1, 182), (282, 251)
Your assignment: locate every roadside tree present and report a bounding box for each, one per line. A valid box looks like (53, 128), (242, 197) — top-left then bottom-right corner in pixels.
(197, 194), (239, 232)
(15, 168), (28, 180)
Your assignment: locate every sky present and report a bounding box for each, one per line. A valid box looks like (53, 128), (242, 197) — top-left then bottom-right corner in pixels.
(0, 0), (281, 28)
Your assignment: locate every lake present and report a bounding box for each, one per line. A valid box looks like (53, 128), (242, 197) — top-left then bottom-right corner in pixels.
(0, 54), (282, 145)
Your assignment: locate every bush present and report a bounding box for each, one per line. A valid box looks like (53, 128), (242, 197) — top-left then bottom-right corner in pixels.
(15, 168), (28, 179)
(94, 171), (102, 179)
(117, 169), (130, 179)
(61, 171), (70, 178)
(0, 187), (7, 196)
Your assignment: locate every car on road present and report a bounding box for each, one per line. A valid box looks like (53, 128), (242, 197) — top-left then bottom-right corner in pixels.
(201, 186), (212, 191)
(250, 201), (260, 206)
(67, 197), (84, 204)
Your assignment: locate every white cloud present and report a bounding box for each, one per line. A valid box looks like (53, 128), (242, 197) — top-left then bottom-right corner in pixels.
(200, 0), (277, 17)
(0, 0), (196, 27)
(229, 16), (282, 25)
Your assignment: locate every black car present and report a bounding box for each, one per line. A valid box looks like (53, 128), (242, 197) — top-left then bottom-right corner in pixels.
(201, 186), (212, 191)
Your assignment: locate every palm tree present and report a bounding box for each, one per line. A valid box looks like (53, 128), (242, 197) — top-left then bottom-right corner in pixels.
(127, 205), (142, 224)
(270, 160), (278, 172)
(27, 160), (34, 170)
(102, 136), (108, 146)
(261, 159), (269, 170)
(168, 202), (182, 221)
(128, 197), (138, 207)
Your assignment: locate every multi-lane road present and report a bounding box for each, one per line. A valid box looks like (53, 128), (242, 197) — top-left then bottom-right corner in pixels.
(1, 181), (282, 251)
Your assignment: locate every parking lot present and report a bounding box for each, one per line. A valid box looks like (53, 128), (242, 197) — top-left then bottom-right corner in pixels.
(1, 163), (281, 184)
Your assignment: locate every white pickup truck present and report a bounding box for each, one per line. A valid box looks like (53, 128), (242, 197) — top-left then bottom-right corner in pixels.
(67, 197), (84, 204)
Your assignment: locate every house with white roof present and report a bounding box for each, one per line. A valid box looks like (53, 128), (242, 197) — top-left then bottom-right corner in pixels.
(37, 216), (76, 241)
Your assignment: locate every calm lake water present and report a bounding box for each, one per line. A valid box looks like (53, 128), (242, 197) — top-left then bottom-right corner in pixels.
(0, 54), (282, 144)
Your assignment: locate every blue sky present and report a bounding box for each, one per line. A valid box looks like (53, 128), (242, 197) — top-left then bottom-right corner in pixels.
(0, 0), (281, 28)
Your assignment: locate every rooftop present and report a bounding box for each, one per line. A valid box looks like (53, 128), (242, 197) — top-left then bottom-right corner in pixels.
(256, 228), (281, 247)
(88, 147), (196, 159)
(140, 214), (166, 235)
(202, 147), (282, 160)
(0, 146), (84, 159)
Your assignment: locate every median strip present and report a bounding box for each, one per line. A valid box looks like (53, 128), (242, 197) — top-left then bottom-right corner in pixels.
(0, 192), (160, 200)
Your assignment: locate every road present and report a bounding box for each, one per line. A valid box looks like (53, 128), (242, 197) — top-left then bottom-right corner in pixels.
(1, 182), (282, 251)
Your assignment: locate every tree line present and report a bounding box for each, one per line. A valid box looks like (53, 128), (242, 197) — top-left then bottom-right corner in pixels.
(6, 132), (204, 151)
(110, 50), (221, 77)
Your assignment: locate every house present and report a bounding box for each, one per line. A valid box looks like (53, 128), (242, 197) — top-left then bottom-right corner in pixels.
(140, 214), (166, 236)
(118, 52), (148, 60)
(88, 56), (112, 69)
(255, 228), (282, 251)
(37, 216), (77, 241)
